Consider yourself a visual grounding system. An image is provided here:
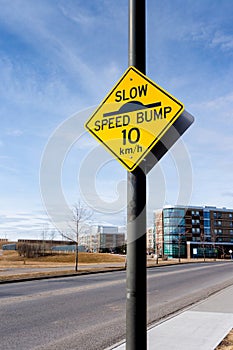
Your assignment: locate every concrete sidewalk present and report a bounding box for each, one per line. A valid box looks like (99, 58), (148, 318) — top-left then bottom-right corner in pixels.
(113, 284), (233, 350)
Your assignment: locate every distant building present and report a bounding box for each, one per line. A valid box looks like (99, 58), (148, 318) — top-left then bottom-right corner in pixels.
(0, 238), (9, 249)
(51, 245), (86, 253)
(18, 239), (74, 246)
(154, 205), (233, 259)
(146, 227), (154, 254)
(80, 225), (126, 253)
(2, 243), (17, 250)
(16, 239), (74, 252)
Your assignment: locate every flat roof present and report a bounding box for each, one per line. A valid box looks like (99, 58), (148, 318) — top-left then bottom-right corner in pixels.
(154, 205), (233, 213)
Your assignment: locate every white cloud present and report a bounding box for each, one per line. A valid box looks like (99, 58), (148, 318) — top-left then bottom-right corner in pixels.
(186, 24), (233, 54)
(210, 31), (233, 51)
(6, 129), (23, 136)
(0, 164), (18, 174)
(59, 3), (95, 28)
(0, 210), (58, 241)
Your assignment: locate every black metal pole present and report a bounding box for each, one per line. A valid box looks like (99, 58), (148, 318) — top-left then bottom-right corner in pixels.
(128, 0), (146, 72)
(126, 1), (147, 349)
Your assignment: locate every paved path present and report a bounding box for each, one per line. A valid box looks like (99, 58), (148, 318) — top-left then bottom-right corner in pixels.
(113, 284), (233, 350)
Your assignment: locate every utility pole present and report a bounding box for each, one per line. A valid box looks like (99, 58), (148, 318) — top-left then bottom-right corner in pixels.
(126, 1), (147, 349)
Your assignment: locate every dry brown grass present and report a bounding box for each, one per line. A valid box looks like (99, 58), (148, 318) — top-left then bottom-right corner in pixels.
(215, 329), (233, 349)
(37, 252), (126, 264)
(0, 251), (223, 268)
(0, 251), (126, 282)
(0, 250), (126, 267)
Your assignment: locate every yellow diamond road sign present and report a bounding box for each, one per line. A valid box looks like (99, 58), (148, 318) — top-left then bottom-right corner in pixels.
(85, 66), (184, 172)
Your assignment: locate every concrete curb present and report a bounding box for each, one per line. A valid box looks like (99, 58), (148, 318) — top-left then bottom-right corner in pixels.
(0, 267), (126, 284)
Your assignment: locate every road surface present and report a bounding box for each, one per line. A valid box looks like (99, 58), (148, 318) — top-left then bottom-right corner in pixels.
(0, 262), (233, 350)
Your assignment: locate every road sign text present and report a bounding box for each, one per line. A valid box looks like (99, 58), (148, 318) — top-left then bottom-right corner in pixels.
(94, 114), (130, 131)
(115, 84), (148, 102)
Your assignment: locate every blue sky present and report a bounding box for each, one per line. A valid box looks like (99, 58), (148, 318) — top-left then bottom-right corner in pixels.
(1, 0), (233, 240)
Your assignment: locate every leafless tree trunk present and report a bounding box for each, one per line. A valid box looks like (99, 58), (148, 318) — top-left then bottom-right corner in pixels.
(211, 230), (217, 261)
(49, 230), (56, 254)
(75, 217), (79, 272)
(155, 243), (159, 264)
(41, 226), (48, 256)
(60, 201), (92, 272)
(200, 232), (206, 262)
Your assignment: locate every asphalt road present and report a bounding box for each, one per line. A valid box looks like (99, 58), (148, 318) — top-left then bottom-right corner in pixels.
(0, 262), (233, 350)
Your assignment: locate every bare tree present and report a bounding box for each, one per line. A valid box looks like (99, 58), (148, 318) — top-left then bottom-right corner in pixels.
(220, 245), (226, 259)
(49, 229), (56, 254)
(155, 243), (160, 265)
(177, 233), (183, 263)
(200, 232), (206, 262)
(49, 229), (56, 242)
(60, 201), (92, 271)
(211, 229), (217, 261)
(41, 225), (48, 256)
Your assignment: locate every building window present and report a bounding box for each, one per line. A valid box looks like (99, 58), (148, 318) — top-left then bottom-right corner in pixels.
(163, 209), (185, 218)
(192, 228), (200, 234)
(204, 227), (211, 235)
(164, 218), (185, 227)
(192, 219), (200, 225)
(214, 220), (222, 226)
(214, 212), (222, 219)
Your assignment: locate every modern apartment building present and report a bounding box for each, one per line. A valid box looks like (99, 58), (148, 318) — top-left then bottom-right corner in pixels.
(154, 205), (233, 258)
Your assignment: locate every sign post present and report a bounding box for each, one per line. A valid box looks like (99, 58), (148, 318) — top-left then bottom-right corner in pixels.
(85, 1), (194, 348)
(229, 249), (232, 260)
(126, 1), (147, 349)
